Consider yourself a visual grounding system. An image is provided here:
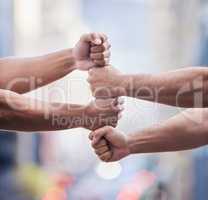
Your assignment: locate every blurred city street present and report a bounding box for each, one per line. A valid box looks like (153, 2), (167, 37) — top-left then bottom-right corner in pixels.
(0, 0), (208, 199)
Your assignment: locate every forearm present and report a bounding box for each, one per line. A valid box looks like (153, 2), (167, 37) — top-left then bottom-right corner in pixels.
(127, 108), (208, 154)
(0, 49), (76, 93)
(0, 90), (87, 132)
(122, 67), (208, 107)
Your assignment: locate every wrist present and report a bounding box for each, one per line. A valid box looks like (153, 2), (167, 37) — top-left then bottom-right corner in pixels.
(69, 48), (77, 71)
(120, 75), (133, 97)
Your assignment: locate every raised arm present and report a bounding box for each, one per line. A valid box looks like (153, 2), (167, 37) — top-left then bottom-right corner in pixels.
(0, 33), (110, 94)
(0, 89), (123, 132)
(89, 108), (208, 162)
(88, 66), (208, 107)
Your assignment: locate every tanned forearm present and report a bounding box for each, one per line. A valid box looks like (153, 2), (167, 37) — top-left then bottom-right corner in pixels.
(127, 108), (208, 154)
(0, 89), (87, 132)
(122, 67), (208, 107)
(0, 49), (75, 94)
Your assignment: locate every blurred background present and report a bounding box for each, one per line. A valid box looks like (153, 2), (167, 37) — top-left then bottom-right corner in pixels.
(0, 0), (208, 199)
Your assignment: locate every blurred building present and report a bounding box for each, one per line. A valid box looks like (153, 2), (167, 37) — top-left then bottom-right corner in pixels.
(0, 0), (207, 200)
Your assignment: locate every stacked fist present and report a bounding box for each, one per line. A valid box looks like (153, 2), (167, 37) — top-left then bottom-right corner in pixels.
(72, 33), (124, 132)
(75, 33), (129, 162)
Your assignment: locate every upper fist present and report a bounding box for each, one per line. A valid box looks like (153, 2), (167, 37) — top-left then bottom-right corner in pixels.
(87, 66), (125, 98)
(73, 33), (111, 70)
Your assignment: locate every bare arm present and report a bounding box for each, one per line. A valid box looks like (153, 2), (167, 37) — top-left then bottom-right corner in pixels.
(128, 108), (208, 153)
(123, 67), (208, 107)
(0, 89), (122, 132)
(0, 49), (75, 93)
(88, 66), (208, 107)
(90, 108), (208, 162)
(0, 33), (110, 94)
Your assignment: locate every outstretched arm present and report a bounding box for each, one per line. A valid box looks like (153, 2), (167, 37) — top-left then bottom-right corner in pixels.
(0, 33), (110, 94)
(90, 108), (208, 162)
(127, 108), (208, 154)
(0, 89), (123, 132)
(88, 66), (208, 107)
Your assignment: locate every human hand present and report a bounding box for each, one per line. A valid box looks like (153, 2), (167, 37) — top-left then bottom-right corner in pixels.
(83, 98), (124, 131)
(87, 66), (126, 98)
(73, 33), (111, 70)
(89, 126), (130, 162)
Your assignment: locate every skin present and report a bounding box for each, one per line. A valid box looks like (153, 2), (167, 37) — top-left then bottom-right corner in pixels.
(0, 33), (120, 132)
(0, 89), (123, 132)
(88, 66), (208, 107)
(87, 66), (208, 162)
(0, 33), (110, 93)
(89, 108), (208, 162)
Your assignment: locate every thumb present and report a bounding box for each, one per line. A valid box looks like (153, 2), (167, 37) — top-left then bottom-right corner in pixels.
(92, 126), (110, 145)
(91, 33), (102, 45)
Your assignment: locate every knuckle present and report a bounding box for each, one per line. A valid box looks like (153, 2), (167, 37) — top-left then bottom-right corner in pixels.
(112, 122), (117, 128)
(100, 157), (106, 162)
(80, 34), (87, 40)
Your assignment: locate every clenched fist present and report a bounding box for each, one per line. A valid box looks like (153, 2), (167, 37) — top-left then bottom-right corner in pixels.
(89, 126), (130, 162)
(84, 98), (124, 131)
(87, 66), (126, 98)
(73, 33), (111, 70)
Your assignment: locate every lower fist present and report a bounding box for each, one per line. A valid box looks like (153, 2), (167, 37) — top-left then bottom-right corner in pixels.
(89, 126), (130, 162)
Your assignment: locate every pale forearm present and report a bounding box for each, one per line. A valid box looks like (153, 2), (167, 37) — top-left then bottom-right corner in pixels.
(0, 49), (75, 93)
(122, 67), (208, 107)
(0, 90), (86, 132)
(127, 108), (208, 154)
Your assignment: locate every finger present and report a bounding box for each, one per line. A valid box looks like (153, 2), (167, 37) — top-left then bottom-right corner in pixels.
(99, 33), (108, 42)
(91, 42), (111, 53)
(94, 59), (110, 66)
(90, 51), (111, 60)
(95, 145), (110, 155)
(92, 126), (112, 145)
(92, 139), (108, 148)
(109, 116), (119, 128)
(111, 98), (125, 112)
(81, 33), (102, 45)
(118, 112), (122, 120)
(91, 33), (103, 45)
(99, 151), (112, 162)
(89, 131), (94, 140)
(95, 98), (121, 111)
(115, 97), (125, 106)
